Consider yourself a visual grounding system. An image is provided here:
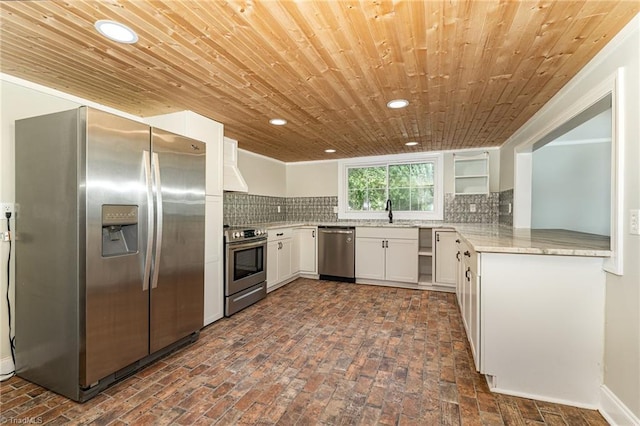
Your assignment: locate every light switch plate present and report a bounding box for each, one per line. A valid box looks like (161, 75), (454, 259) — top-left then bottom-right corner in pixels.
(630, 209), (640, 235)
(469, 203), (477, 213)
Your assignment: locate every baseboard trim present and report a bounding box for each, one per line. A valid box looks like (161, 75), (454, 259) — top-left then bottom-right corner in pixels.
(600, 385), (640, 426)
(1, 355), (14, 377)
(488, 384), (598, 410)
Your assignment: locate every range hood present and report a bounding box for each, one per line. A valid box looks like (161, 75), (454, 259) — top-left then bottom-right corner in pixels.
(223, 137), (248, 192)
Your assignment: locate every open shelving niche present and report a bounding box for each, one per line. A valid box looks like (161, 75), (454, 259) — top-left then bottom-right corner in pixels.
(454, 151), (489, 195)
(418, 228), (433, 284)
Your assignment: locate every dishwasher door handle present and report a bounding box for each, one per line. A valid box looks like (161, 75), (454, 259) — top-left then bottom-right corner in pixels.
(320, 229), (353, 234)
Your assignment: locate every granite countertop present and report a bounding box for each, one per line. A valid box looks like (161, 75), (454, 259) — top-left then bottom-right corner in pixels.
(453, 224), (611, 257)
(252, 221), (611, 257)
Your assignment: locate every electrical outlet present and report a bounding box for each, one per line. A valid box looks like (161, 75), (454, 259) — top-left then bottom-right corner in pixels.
(1, 202), (14, 215)
(333, 206), (338, 214)
(630, 209), (640, 235)
(469, 203), (476, 213)
(277, 205), (281, 213)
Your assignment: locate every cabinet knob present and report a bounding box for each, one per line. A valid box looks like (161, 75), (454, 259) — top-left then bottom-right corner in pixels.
(455, 239), (460, 244)
(312, 230), (315, 238)
(464, 250), (471, 257)
(465, 267), (471, 280)
(276, 232), (284, 236)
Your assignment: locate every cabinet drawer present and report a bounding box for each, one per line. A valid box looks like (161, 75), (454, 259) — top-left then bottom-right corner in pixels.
(356, 227), (418, 240)
(268, 228), (292, 241)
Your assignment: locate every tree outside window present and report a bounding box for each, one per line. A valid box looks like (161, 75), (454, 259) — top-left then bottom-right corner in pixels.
(347, 162), (435, 212)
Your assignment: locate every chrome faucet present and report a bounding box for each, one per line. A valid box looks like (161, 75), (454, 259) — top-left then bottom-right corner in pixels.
(385, 199), (393, 223)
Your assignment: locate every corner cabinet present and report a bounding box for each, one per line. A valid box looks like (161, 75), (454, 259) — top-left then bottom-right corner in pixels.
(294, 227), (317, 275)
(355, 227), (418, 283)
(454, 152), (489, 195)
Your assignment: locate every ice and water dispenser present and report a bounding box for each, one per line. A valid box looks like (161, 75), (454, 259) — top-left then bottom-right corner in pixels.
(101, 205), (138, 257)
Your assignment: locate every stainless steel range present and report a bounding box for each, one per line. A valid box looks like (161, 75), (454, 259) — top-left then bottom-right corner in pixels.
(224, 227), (268, 316)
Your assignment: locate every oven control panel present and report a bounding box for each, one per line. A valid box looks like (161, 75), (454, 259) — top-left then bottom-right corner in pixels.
(225, 228), (267, 243)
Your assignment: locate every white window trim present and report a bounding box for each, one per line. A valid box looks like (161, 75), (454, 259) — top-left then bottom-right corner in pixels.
(338, 152), (444, 221)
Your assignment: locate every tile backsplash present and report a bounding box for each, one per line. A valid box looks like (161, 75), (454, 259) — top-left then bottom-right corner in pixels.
(499, 189), (514, 226)
(223, 193), (287, 226)
(444, 193), (499, 224)
(286, 196), (338, 223)
(224, 193), (500, 225)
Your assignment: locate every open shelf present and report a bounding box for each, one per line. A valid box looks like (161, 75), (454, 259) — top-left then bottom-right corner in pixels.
(454, 152), (489, 195)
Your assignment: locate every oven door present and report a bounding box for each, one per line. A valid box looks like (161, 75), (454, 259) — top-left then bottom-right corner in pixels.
(226, 239), (267, 296)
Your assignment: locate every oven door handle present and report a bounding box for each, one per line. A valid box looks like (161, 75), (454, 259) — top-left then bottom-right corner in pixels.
(232, 286), (264, 302)
(228, 240), (267, 251)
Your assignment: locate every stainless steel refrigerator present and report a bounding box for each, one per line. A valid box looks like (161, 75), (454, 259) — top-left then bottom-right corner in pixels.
(15, 107), (206, 401)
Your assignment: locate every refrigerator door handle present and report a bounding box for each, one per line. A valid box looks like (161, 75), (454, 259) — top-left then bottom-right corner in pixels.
(151, 152), (163, 289)
(142, 150), (153, 291)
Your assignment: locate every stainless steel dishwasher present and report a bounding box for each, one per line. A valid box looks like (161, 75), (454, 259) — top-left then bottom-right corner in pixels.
(318, 226), (356, 282)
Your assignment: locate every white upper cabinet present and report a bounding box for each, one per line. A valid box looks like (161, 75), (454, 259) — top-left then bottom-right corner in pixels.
(145, 111), (224, 196)
(454, 152), (489, 195)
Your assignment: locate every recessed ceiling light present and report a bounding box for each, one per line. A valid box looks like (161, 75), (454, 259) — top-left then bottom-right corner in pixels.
(94, 20), (138, 44)
(269, 118), (287, 126)
(387, 99), (409, 109)
(325, 149), (336, 153)
(405, 141), (419, 146)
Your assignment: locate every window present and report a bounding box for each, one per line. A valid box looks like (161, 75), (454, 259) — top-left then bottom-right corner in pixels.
(338, 153), (443, 220)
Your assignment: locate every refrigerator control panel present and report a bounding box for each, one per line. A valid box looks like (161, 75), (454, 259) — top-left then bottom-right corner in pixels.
(102, 204), (138, 226)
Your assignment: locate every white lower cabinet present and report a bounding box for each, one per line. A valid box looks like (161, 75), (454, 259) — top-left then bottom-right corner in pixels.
(454, 241), (606, 407)
(355, 237), (386, 280)
(355, 227), (418, 284)
(294, 226), (317, 275)
(434, 230), (457, 287)
(267, 229), (293, 291)
(461, 243), (480, 370)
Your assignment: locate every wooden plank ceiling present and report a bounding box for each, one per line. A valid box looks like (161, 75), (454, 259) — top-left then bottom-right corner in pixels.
(1, 1), (637, 162)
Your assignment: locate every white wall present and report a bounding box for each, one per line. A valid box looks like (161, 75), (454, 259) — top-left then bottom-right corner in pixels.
(499, 14), (640, 422)
(286, 160), (338, 197)
(237, 149), (287, 197)
(0, 80), (85, 373)
(280, 148), (502, 199)
(532, 141), (611, 235)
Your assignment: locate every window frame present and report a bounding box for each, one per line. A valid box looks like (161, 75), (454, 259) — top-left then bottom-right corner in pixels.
(337, 152), (444, 221)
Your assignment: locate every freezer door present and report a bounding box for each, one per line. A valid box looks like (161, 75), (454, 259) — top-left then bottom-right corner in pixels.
(150, 129), (206, 353)
(84, 108), (151, 386)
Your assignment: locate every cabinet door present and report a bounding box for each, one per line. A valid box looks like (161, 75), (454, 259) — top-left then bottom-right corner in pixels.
(469, 267), (481, 371)
(292, 231), (301, 275)
(266, 240), (279, 289)
(204, 196), (223, 325)
(385, 239), (419, 283)
(355, 238), (385, 280)
(278, 238), (293, 282)
(434, 231), (457, 286)
(299, 228), (317, 274)
(455, 238), (464, 310)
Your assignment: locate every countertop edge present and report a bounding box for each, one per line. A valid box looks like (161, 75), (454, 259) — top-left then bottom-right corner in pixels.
(254, 221), (611, 258)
